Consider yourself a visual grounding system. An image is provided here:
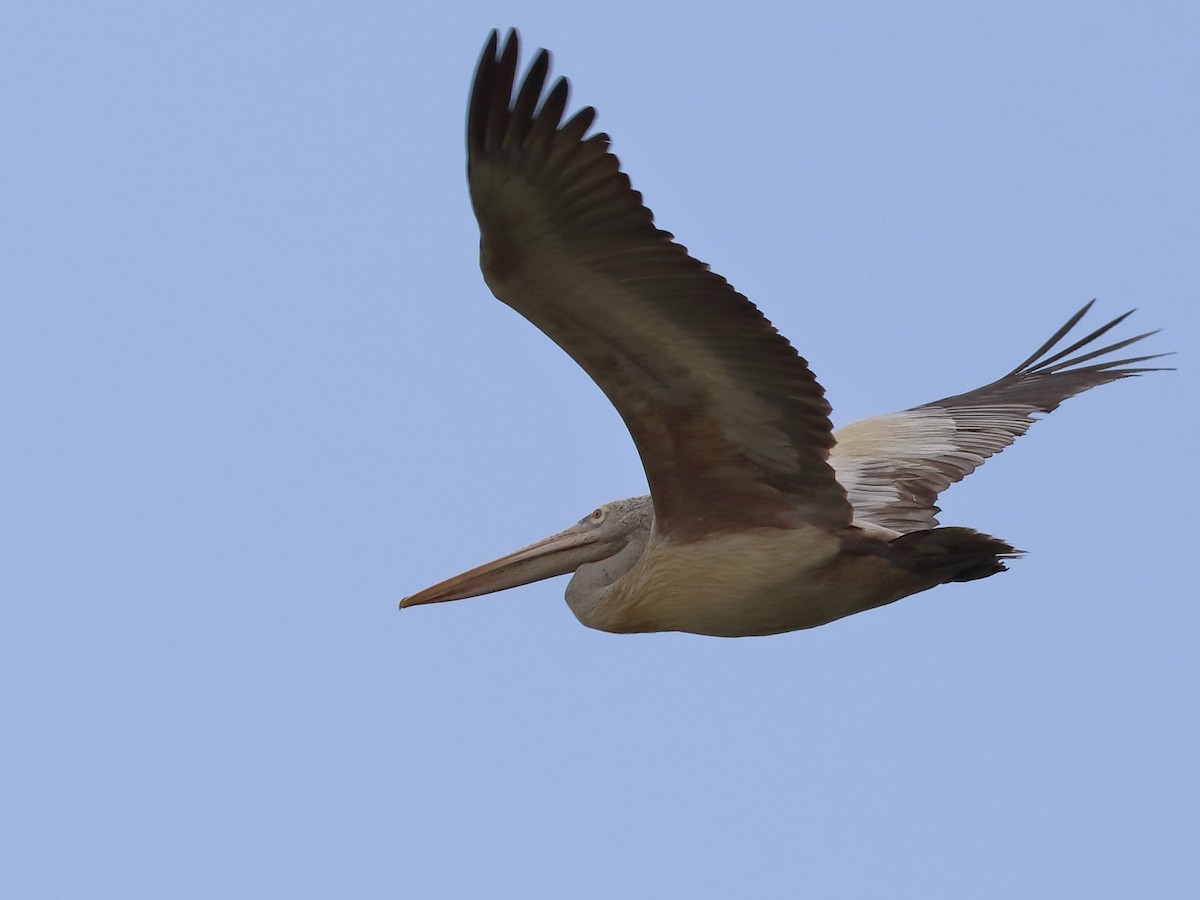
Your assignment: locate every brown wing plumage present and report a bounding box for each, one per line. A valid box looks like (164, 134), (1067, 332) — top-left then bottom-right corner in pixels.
(830, 302), (1170, 533)
(467, 30), (851, 539)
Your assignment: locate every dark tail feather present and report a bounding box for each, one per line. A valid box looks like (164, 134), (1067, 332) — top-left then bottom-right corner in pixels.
(887, 527), (1022, 583)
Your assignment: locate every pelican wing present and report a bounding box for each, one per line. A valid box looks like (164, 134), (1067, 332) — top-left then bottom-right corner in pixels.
(830, 302), (1169, 533)
(467, 30), (851, 539)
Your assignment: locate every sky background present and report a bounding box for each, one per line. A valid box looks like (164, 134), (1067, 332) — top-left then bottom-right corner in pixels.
(3, 2), (1198, 897)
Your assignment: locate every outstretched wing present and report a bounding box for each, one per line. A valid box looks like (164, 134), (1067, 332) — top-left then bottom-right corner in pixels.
(830, 302), (1169, 533)
(467, 30), (852, 539)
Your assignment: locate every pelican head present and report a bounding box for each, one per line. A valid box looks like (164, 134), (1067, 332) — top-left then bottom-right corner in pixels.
(401, 496), (654, 614)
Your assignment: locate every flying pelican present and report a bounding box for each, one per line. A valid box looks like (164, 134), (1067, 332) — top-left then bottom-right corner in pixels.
(402, 30), (1167, 637)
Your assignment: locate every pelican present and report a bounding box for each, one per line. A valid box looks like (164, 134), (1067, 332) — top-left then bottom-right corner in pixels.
(402, 30), (1167, 637)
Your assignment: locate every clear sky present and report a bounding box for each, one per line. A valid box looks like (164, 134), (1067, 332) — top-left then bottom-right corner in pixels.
(3, 2), (1197, 897)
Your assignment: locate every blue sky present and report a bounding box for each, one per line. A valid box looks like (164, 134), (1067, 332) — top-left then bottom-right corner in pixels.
(3, 2), (1197, 897)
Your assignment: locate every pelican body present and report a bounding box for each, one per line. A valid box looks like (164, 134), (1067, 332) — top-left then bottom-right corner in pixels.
(402, 30), (1167, 637)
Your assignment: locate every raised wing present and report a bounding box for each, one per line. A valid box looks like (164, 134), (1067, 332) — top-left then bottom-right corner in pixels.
(830, 302), (1169, 533)
(467, 30), (851, 539)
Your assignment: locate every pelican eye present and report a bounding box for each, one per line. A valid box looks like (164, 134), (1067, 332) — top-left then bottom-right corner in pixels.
(588, 507), (606, 525)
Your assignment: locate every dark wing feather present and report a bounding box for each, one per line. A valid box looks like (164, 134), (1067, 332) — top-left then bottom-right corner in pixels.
(830, 301), (1170, 533)
(467, 30), (851, 539)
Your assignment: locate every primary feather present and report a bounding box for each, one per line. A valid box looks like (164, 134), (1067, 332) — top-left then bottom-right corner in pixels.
(831, 301), (1169, 534)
